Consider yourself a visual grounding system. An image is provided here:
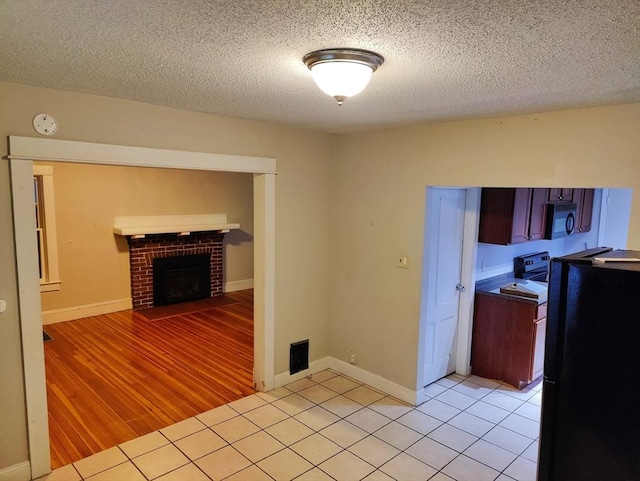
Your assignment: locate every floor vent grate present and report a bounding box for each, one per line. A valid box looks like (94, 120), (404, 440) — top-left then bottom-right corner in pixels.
(290, 339), (309, 374)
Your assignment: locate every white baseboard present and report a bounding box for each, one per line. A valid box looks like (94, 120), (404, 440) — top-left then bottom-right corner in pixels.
(42, 298), (132, 325)
(328, 358), (422, 406)
(41, 281), (254, 324)
(273, 357), (332, 388)
(224, 278), (254, 292)
(0, 462), (31, 481)
(274, 356), (422, 406)
(415, 388), (427, 406)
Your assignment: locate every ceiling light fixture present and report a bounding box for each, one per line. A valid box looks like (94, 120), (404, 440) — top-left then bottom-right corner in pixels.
(303, 48), (384, 106)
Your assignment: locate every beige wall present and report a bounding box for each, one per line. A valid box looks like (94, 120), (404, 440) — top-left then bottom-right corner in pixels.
(36, 161), (253, 312)
(0, 81), (334, 470)
(331, 103), (640, 390)
(2, 80), (638, 472)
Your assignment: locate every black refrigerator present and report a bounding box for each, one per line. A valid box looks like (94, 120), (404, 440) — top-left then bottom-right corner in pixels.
(537, 248), (640, 481)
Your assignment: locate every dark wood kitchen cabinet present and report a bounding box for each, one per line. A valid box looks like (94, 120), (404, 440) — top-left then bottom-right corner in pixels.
(548, 188), (573, 202)
(471, 292), (547, 389)
(572, 188), (595, 233)
(479, 188), (548, 245)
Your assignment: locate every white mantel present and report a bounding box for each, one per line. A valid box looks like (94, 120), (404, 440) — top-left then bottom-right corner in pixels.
(113, 214), (239, 237)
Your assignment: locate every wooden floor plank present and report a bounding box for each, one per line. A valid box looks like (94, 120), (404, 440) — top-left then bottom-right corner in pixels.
(44, 290), (255, 468)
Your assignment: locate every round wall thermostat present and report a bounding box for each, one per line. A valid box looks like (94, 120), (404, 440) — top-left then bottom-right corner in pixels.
(33, 113), (57, 135)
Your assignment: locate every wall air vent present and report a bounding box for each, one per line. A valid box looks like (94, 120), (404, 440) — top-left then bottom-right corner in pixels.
(290, 340), (309, 374)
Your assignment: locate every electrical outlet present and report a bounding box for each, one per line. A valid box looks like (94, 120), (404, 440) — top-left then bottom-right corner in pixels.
(349, 351), (357, 365)
(397, 256), (409, 269)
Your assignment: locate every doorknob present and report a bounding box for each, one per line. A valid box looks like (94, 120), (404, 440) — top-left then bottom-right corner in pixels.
(456, 283), (465, 292)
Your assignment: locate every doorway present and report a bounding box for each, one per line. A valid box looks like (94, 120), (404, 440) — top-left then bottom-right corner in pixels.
(9, 136), (276, 478)
(36, 161), (255, 466)
(417, 187), (480, 391)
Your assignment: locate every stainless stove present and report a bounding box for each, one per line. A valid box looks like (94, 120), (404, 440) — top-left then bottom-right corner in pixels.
(514, 251), (550, 282)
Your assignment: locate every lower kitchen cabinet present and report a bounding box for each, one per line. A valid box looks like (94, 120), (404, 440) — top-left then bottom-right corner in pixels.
(471, 292), (547, 389)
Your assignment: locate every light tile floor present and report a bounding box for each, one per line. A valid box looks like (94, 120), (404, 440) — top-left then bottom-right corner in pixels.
(40, 370), (542, 481)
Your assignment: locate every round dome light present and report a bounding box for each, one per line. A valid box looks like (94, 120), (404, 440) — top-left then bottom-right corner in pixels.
(303, 48), (384, 105)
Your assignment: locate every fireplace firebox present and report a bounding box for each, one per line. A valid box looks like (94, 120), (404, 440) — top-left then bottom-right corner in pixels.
(152, 254), (211, 306)
(124, 230), (225, 310)
(116, 216), (234, 310)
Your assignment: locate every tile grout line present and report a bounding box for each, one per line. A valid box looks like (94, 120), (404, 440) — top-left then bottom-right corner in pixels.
(417, 375), (541, 480)
(246, 373), (530, 481)
(62, 371), (541, 481)
(258, 377), (409, 480)
(287, 372), (534, 481)
(283, 375), (487, 480)
(224, 372), (528, 481)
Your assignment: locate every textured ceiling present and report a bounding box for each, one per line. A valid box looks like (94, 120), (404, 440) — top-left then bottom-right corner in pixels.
(1, 0), (638, 132)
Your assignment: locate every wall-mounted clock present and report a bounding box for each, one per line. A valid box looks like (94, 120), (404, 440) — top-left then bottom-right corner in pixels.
(33, 113), (57, 136)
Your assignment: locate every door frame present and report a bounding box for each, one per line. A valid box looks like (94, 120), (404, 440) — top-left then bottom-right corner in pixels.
(9, 136), (277, 479)
(416, 187), (480, 399)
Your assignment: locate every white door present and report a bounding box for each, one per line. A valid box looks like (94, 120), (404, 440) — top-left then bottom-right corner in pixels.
(423, 188), (466, 386)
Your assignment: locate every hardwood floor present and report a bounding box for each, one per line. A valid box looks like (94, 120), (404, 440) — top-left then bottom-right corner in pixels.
(44, 290), (255, 469)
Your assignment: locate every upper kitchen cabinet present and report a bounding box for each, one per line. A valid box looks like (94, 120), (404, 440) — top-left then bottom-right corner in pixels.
(573, 188), (595, 233)
(479, 188), (548, 245)
(548, 188), (574, 202)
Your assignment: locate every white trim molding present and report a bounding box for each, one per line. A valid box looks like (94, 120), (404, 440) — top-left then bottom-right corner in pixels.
(9, 137), (276, 479)
(0, 461), (32, 481)
(41, 298), (133, 325)
(9, 136), (276, 174)
(274, 357), (332, 387)
(113, 214), (239, 236)
(225, 279), (254, 292)
(329, 358), (423, 406)
(455, 187), (481, 377)
(10, 159), (51, 478)
(274, 356), (424, 406)
(41, 288), (256, 323)
(252, 173), (276, 392)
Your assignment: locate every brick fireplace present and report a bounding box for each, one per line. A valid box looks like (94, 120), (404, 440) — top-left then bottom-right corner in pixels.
(126, 231), (225, 310)
(113, 214), (239, 310)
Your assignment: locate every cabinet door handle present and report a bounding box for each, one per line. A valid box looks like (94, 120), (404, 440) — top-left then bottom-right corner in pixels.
(456, 283), (465, 292)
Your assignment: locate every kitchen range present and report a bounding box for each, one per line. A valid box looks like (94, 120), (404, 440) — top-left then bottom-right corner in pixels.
(514, 251), (551, 282)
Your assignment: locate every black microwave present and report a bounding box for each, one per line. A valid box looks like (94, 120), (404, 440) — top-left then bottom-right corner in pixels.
(544, 202), (577, 239)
